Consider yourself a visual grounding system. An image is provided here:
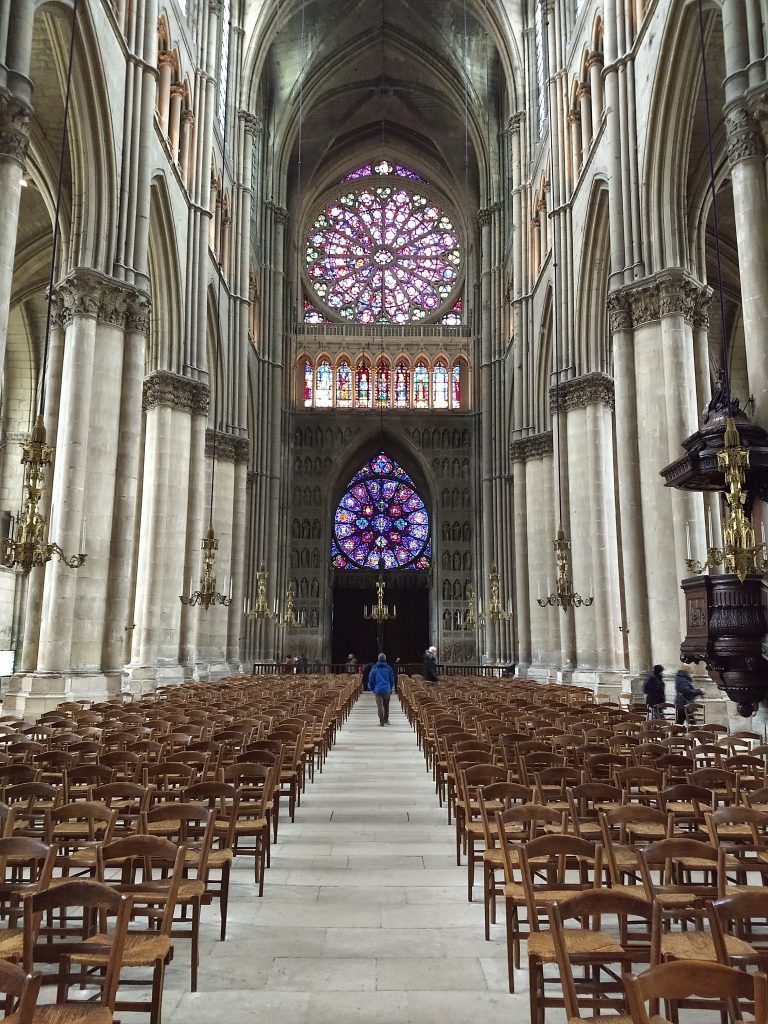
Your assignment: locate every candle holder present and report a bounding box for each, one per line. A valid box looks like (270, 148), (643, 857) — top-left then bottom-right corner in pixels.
(537, 525), (593, 611)
(485, 565), (510, 622)
(364, 564), (396, 653)
(180, 523), (231, 609)
(281, 582), (298, 628)
(246, 562), (274, 621)
(685, 418), (768, 583)
(1, 416), (87, 575)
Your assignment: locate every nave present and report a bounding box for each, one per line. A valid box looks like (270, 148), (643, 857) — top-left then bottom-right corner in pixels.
(163, 695), (515, 1024)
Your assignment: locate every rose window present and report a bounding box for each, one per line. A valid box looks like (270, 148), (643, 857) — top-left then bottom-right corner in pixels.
(305, 180), (462, 324)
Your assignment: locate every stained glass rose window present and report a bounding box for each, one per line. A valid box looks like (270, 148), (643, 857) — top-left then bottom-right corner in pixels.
(305, 180), (462, 324)
(332, 452), (431, 570)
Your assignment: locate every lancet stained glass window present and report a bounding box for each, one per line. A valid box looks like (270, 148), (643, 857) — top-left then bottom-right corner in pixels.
(305, 184), (462, 324)
(452, 363), (461, 408)
(316, 360), (332, 407)
(395, 362), (410, 408)
(356, 363), (371, 407)
(433, 363), (449, 408)
(376, 361), (390, 407)
(304, 361), (313, 407)
(341, 159), (423, 183)
(332, 452), (431, 571)
(336, 360), (352, 406)
(414, 361), (429, 408)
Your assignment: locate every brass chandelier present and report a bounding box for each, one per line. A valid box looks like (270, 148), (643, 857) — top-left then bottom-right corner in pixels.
(3, 1), (86, 577)
(1, 416), (86, 574)
(246, 562), (274, 621)
(180, 524), (231, 610)
(537, 527), (594, 611)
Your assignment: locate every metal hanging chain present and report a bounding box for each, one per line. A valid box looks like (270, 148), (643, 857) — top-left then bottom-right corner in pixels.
(39, 0), (80, 419)
(696, 0), (731, 404)
(209, 1), (234, 530)
(542, 0), (563, 530)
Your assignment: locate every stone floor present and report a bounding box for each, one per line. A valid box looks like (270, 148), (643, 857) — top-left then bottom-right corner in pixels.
(154, 692), (531, 1024)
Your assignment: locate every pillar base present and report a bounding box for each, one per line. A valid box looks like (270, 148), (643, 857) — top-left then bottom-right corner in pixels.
(4, 670), (124, 717)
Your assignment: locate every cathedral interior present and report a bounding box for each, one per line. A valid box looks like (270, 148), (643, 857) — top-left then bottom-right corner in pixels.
(1, 0), (767, 720)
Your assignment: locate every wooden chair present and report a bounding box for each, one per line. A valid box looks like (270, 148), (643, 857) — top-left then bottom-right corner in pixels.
(707, 890), (768, 973)
(184, 781), (238, 940)
(0, 837), (56, 962)
(520, 834), (603, 1024)
(567, 782), (622, 844)
(77, 835), (186, 1024)
(0, 959), (40, 1024)
(22, 879), (131, 1024)
(624, 960), (767, 1024)
(548, 889), (652, 1024)
(222, 764), (274, 888)
(46, 801), (117, 877)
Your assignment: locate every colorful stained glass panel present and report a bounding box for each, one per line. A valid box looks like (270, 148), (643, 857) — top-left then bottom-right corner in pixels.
(336, 360), (352, 407)
(414, 361), (429, 408)
(433, 363), (448, 408)
(356, 363), (371, 407)
(332, 452), (430, 571)
(452, 363), (461, 408)
(316, 360), (332, 407)
(304, 360), (313, 407)
(375, 362), (390, 407)
(395, 363), (409, 408)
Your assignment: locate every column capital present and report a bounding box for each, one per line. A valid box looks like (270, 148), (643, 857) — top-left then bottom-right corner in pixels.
(509, 431), (554, 462)
(209, 0), (224, 15)
(181, 109), (195, 126)
(238, 111), (263, 135)
(577, 81), (591, 100)
(567, 109), (580, 126)
(170, 82), (186, 99)
(158, 51), (178, 71)
(0, 99), (30, 166)
(53, 269), (149, 330)
(549, 372), (615, 413)
(725, 106), (764, 166)
(205, 429), (249, 462)
(477, 204), (499, 227)
(142, 370), (210, 415)
(608, 269), (711, 330)
(269, 203), (289, 225)
(586, 50), (604, 70)
(503, 112), (525, 135)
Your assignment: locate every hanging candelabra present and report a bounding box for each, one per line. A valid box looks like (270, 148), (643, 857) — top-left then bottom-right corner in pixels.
(485, 564), (511, 622)
(463, 585), (480, 630)
(685, 417), (768, 583)
(281, 581), (298, 628)
(1, 416), (86, 574)
(364, 565), (396, 653)
(537, 526), (594, 611)
(246, 562), (274, 621)
(180, 524), (231, 609)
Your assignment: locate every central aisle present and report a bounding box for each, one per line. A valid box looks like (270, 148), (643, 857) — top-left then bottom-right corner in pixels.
(162, 692), (525, 1024)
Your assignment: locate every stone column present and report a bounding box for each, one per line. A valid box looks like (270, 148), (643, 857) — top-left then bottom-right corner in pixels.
(724, 108), (768, 423)
(578, 82), (592, 161)
(587, 51), (604, 128)
(478, 205), (496, 662)
(157, 52), (176, 136)
(226, 439), (249, 666)
(0, 98), (30, 400)
(130, 371), (209, 686)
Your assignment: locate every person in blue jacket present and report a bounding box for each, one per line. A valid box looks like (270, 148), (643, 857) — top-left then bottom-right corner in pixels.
(367, 652), (395, 726)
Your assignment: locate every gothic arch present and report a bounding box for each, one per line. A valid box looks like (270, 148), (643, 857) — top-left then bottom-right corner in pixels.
(575, 179), (610, 375)
(148, 176), (184, 374)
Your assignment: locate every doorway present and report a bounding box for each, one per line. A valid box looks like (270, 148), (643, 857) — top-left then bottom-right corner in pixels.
(331, 580), (429, 665)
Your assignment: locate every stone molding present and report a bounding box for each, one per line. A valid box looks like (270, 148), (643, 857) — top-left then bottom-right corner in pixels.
(478, 205), (499, 227)
(550, 372), (615, 413)
(209, 0), (224, 14)
(0, 99), (30, 165)
(142, 370), (210, 415)
(205, 429), (249, 462)
(510, 431), (554, 462)
(726, 107), (764, 166)
(607, 270), (711, 331)
(181, 110), (195, 126)
(504, 112), (525, 134)
(265, 201), (288, 224)
(51, 269), (152, 334)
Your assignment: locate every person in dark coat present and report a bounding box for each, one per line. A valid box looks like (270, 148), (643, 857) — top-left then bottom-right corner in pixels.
(674, 665), (703, 725)
(367, 652), (396, 725)
(643, 664), (666, 718)
(361, 660), (375, 692)
(423, 645), (438, 684)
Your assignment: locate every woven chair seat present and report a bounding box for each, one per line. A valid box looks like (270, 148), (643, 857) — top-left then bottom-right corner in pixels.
(528, 928), (624, 963)
(207, 848), (234, 868)
(177, 879), (207, 901)
(0, 928), (23, 958)
(32, 1003), (113, 1024)
(72, 931), (172, 968)
(660, 931), (754, 961)
(233, 817), (268, 833)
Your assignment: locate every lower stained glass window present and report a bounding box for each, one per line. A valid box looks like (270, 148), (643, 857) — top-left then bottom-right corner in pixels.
(332, 452), (431, 571)
(316, 360), (333, 407)
(356, 363), (371, 407)
(395, 363), (410, 408)
(452, 363), (461, 408)
(336, 360), (352, 406)
(414, 361), (429, 408)
(376, 361), (390, 406)
(433, 363), (448, 408)
(304, 361), (313, 407)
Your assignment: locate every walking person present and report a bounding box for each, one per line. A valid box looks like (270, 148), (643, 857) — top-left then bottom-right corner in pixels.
(345, 653), (357, 674)
(643, 664), (666, 719)
(423, 645), (438, 684)
(367, 653), (395, 726)
(674, 664), (703, 725)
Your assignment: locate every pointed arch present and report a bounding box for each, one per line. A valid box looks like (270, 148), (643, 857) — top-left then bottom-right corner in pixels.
(576, 179), (611, 375)
(147, 174), (184, 374)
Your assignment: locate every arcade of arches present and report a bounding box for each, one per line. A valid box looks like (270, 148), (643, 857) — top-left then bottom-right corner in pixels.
(1, 0), (768, 721)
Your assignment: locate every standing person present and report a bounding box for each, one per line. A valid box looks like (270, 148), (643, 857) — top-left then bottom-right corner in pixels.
(423, 645), (438, 684)
(345, 653), (357, 674)
(368, 653), (395, 726)
(643, 664), (666, 719)
(674, 664), (703, 725)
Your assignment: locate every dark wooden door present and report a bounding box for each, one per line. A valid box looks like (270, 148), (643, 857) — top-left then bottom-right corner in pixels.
(331, 582), (429, 665)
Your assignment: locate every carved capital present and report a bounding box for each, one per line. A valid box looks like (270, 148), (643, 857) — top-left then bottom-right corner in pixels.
(568, 109), (580, 126)
(126, 294), (152, 335)
(247, 470), (257, 487)
(181, 109), (195, 126)
(607, 292), (632, 333)
(509, 431), (554, 462)
(205, 429), (248, 461)
(586, 50), (604, 70)
(53, 270), (151, 332)
(504, 112), (525, 135)
(725, 107), (764, 166)
(0, 99), (30, 165)
(208, 0), (224, 14)
(238, 110), (263, 135)
(143, 370), (210, 415)
(577, 81), (591, 101)
(272, 205), (289, 225)
(550, 372), (615, 413)
(170, 83), (185, 100)
(158, 51), (178, 71)
(477, 206), (496, 228)
(611, 270), (711, 330)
